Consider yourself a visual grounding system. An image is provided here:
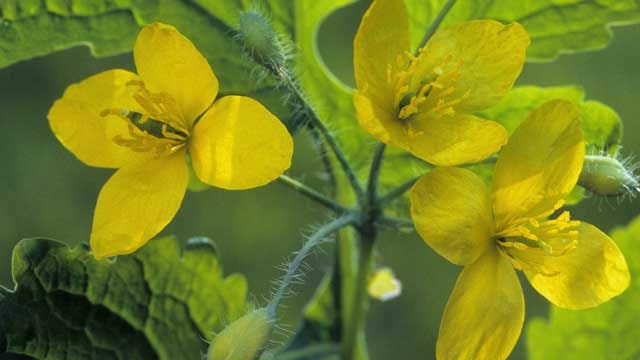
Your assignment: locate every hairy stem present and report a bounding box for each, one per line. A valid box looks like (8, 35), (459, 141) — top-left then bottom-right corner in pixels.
(278, 175), (350, 214)
(377, 174), (421, 206)
(416, 0), (458, 51)
(308, 126), (338, 197)
(268, 214), (358, 317)
(377, 216), (415, 231)
(269, 64), (365, 201)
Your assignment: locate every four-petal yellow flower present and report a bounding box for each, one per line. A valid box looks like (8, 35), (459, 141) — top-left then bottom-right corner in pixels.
(48, 23), (293, 259)
(410, 100), (630, 359)
(353, 0), (530, 166)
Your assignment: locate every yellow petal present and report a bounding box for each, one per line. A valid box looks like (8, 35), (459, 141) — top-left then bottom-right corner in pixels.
(90, 151), (189, 259)
(525, 222), (630, 310)
(419, 20), (529, 112)
(409, 114), (507, 166)
(437, 249), (524, 360)
(134, 23), (218, 127)
(48, 69), (150, 168)
(411, 167), (494, 266)
(190, 96), (293, 190)
(353, 91), (408, 148)
(353, 0), (410, 108)
(493, 100), (585, 229)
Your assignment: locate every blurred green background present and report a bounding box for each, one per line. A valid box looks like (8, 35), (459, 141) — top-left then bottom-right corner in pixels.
(1, 1), (638, 359)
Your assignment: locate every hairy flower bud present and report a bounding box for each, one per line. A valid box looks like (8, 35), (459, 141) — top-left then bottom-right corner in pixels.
(578, 154), (639, 196)
(237, 10), (286, 67)
(207, 308), (273, 360)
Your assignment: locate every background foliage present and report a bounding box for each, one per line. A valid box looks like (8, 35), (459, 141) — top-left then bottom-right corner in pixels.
(1, 0), (639, 359)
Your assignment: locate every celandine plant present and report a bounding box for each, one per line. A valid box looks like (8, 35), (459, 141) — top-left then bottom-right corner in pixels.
(0, 0), (639, 359)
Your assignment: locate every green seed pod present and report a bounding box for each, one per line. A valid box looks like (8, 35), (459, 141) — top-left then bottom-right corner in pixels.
(238, 10), (285, 67)
(578, 154), (639, 196)
(207, 308), (272, 360)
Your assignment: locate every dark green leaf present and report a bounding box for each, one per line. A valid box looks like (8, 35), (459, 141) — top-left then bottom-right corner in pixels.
(0, 236), (247, 359)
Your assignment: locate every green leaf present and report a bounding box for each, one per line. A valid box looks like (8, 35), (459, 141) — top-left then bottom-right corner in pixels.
(0, 0), (298, 126)
(473, 85), (623, 204)
(526, 215), (640, 360)
(405, 0), (640, 61)
(480, 85), (623, 152)
(0, 236), (247, 359)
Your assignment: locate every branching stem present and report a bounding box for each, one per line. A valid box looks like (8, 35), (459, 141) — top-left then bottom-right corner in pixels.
(270, 64), (365, 201)
(278, 175), (350, 214)
(366, 143), (386, 207)
(377, 216), (415, 231)
(377, 174), (421, 206)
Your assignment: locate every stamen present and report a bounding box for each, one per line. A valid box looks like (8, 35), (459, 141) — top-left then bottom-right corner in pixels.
(389, 47), (468, 121)
(497, 211), (581, 275)
(99, 80), (191, 156)
(126, 80), (190, 136)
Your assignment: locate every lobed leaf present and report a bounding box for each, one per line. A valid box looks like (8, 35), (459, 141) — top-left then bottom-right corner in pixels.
(481, 85), (623, 152)
(471, 85), (623, 205)
(405, 0), (640, 61)
(0, 236), (247, 359)
(0, 0), (295, 127)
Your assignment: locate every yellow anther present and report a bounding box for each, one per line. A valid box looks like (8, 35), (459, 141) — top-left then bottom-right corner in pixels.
(100, 80), (191, 156)
(497, 210), (581, 276)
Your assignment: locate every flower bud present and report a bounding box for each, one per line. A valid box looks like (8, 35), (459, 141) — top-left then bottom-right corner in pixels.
(207, 308), (273, 360)
(578, 154), (639, 196)
(368, 267), (402, 302)
(238, 10), (286, 67)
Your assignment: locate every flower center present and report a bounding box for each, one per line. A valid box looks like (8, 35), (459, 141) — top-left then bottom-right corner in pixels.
(101, 81), (189, 156)
(495, 211), (580, 275)
(388, 48), (470, 121)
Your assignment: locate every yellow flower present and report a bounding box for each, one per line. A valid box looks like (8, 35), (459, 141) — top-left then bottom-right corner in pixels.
(353, 0), (530, 166)
(48, 23), (294, 259)
(410, 100), (630, 359)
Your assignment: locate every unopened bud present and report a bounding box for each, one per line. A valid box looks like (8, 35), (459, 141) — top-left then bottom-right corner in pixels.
(578, 154), (639, 196)
(368, 267), (402, 302)
(238, 10), (286, 67)
(207, 308), (273, 360)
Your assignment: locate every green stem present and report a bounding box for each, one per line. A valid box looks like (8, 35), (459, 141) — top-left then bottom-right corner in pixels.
(377, 174), (421, 206)
(377, 216), (415, 231)
(308, 126), (338, 197)
(311, 115), (366, 202)
(416, 0), (458, 51)
(343, 225), (376, 360)
(268, 214), (357, 317)
(278, 175), (350, 214)
(366, 143), (386, 206)
(341, 143), (386, 359)
(269, 64), (365, 202)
